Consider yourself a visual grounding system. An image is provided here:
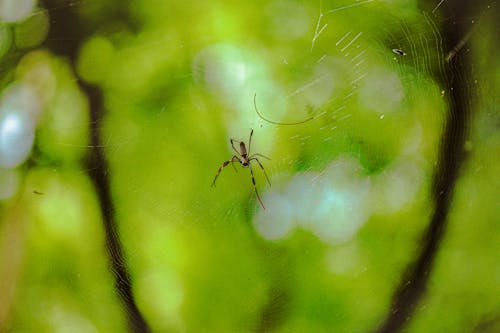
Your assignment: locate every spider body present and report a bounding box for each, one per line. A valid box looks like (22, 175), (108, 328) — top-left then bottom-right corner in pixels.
(212, 129), (270, 209)
(239, 142), (249, 165)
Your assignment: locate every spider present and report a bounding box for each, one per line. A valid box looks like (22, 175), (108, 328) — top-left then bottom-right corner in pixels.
(212, 129), (271, 209)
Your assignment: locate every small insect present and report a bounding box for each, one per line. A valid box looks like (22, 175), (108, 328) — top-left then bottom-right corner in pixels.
(212, 129), (271, 209)
(392, 48), (407, 56)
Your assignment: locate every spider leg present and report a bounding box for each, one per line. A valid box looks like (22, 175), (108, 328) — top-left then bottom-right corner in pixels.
(250, 158), (271, 186)
(230, 155), (239, 172)
(249, 164), (266, 209)
(249, 153), (270, 160)
(248, 129), (254, 155)
(230, 139), (240, 156)
(212, 156), (239, 187)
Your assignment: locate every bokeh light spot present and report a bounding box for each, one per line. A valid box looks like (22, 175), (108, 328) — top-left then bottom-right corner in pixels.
(77, 35), (115, 84)
(266, 0), (311, 41)
(359, 68), (405, 114)
(254, 192), (295, 240)
(0, 0), (35, 23)
(0, 83), (38, 168)
(193, 43), (264, 109)
(254, 157), (372, 244)
(13, 7), (49, 48)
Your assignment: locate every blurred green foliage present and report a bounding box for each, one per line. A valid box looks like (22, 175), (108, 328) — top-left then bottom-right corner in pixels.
(0, 0), (498, 332)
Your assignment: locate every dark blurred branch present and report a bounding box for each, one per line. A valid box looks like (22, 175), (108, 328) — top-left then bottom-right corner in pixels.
(255, 284), (291, 332)
(373, 1), (489, 332)
(85, 86), (151, 333)
(41, 1), (150, 332)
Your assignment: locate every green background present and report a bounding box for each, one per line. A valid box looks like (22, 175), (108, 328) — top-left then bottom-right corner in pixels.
(0, 0), (498, 332)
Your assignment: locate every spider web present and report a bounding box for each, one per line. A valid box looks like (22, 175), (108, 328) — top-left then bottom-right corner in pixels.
(189, 3), (451, 331)
(243, 4), (447, 244)
(3, 0), (497, 332)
